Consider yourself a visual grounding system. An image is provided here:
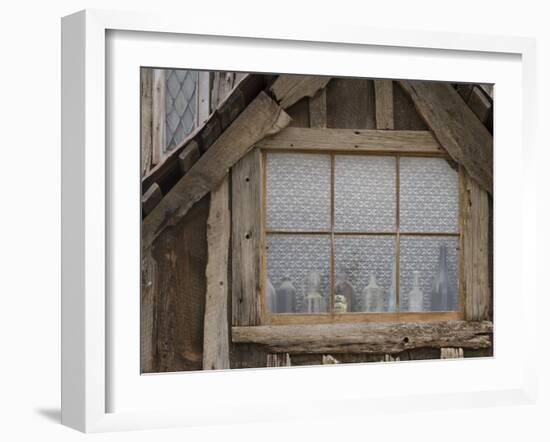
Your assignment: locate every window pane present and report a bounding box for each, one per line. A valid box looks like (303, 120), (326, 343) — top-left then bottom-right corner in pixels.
(334, 235), (396, 312)
(335, 155), (396, 232)
(399, 236), (459, 312)
(266, 153), (331, 231)
(399, 157), (459, 233)
(266, 234), (331, 313)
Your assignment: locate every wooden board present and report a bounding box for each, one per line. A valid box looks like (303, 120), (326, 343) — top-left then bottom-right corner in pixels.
(326, 78), (376, 129)
(393, 81), (428, 130)
(231, 148), (263, 326)
(178, 140), (200, 174)
(374, 80), (394, 129)
(309, 88), (327, 128)
(232, 321), (493, 354)
(151, 69), (166, 166)
(257, 127), (444, 154)
(140, 246), (157, 373)
(399, 80), (493, 194)
(270, 75), (331, 109)
(142, 92), (291, 248)
(203, 178), (230, 370)
(462, 171), (491, 321)
(151, 195), (209, 372)
(141, 182), (162, 217)
(285, 97), (310, 128)
(140, 68), (153, 176)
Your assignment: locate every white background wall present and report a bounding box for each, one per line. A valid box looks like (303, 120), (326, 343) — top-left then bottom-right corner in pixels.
(0, 0), (548, 440)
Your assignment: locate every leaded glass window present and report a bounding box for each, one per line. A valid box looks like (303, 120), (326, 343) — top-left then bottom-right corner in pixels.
(264, 152), (460, 316)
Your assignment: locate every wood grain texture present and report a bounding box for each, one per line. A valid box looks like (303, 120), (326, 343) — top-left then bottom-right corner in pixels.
(440, 347), (464, 359)
(140, 68), (153, 176)
(309, 88), (327, 128)
(399, 80), (493, 194)
(141, 182), (163, 216)
(232, 321), (493, 354)
(462, 171), (491, 321)
(231, 148), (262, 326)
(203, 178), (230, 370)
(374, 80), (394, 129)
(142, 92), (291, 248)
(152, 196), (209, 372)
(467, 86), (492, 125)
(392, 82), (428, 130)
(270, 75), (331, 109)
(285, 97), (310, 128)
(257, 127), (444, 154)
(152, 69), (166, 166)
(140, 246), (158, 373)
(267, 353), (291, 367)
(178, 140), (200, 174)
(326, 78), (376, 129)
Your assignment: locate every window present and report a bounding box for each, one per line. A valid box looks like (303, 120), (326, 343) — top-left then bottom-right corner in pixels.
(262, 151), (461, 322)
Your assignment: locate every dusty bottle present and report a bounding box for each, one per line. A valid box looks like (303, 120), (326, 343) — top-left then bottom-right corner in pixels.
(266, 277), (277, 313)
(304, 270), (323, 313)
(362, 274), (385, 312)
(431, 245), (450, 311)
(388, 261), (396, 312)
(276, 276), (296, 313)
(335, 271), (355, 312)
(334, 294), (348, 313)
(408, 271), (424, 311)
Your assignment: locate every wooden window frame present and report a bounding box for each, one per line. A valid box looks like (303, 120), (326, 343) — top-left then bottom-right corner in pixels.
(259, 145), (465, 326)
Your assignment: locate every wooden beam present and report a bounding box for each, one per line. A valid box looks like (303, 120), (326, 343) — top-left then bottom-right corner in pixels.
(232, 149), (262, 326)
(462, 171), (491, 321)
(374, 80), (394, 129)
(232, 321), (493, 354)
(257, 127), (444, 154)
(270, 75), (331, 109)
(399, 80), (493, 194)
(151, 69), (166, 166)
(178, 140), (200, 174)
(308, 88), (327, 128)
(142, 91), (291, 248)
(140, 68), (153, 176)
(203, 177), (230, 370)
(141, 182), (162, 216)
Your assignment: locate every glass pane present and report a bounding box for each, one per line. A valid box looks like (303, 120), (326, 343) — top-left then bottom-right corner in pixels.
(334, 235), (396, 312)
(266, 153), (331, 231)
(399, 236), (459, 312)
(399, 157), (459, 233)
(335, 155), (396, 232)
(266, 234), (331, 313)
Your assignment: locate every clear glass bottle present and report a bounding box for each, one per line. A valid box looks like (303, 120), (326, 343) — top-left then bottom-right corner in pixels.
(304, 270), (323, 313)
(408, 270), (424, 312)
(431, 244), (450, 311)
(362, 274), (385, 312)
(276, 276), (296, 313)
(266, 277), (277, 313)
(335, 271), (355, 312)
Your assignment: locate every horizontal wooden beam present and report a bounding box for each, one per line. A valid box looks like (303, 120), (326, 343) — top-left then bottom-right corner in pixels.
(256, 127), (444, 154)
(270, 75), (331, 109)
(399, 80), (493, 193)
(232, 321), (492, 354)
(142, 91), (291, 248)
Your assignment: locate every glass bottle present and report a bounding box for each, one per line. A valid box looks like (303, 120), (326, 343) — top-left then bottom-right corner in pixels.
(276, 276), (296, 313)
(408, 270), (424, 312)
(334, 294), (348, 313)
(266, 277), (277, 313)
(362, 274), (385, 312)
(388, 261), (396, 312)
(431, 244), (450, 311)
(335, 271), (355, 312)
(304, 270), (323, 313)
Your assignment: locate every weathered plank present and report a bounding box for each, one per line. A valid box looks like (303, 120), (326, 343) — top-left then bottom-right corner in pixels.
(267, 353), (291, 367)
(151, 69), (166, 166)
(286, 97), (310, 128)
(309, 88), (327, 128)
(270, 75), (331, 109)
(178, 140), (200, 174)
(142, 92), (291, 247)
(203, 178), (230, 370)
(399, 80), (493, 194)
(374, 80), (394, 129)
(231, 148), (262, 326)
(326, 78), (376, 129)
(257, 127), (444, 153)
(462, 171), (491, 321)
(140, 246), (157, 373)
(440, 348), (464, 359)
(393, 82), (428, 130)
(232, 321), (493, 354)
(141, 182), (163, 216)
(140, 68), (153, 176)
(467, 86), (492, 125)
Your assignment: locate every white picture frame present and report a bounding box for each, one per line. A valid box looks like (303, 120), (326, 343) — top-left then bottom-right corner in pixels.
(61, 9), (537, 433)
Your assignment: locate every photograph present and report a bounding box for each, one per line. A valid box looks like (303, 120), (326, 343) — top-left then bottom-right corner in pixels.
(140, 70), (494, 373)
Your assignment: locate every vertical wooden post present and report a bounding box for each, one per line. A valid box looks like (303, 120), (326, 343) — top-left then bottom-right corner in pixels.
(203, 177), (231, 370)
(152, 69), (166, 166)
(140, 68), (153, 176)
(374, 80), (394, 129)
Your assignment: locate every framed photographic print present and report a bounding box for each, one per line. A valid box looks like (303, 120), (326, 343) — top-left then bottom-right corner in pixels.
(61, 9), (537, 433)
